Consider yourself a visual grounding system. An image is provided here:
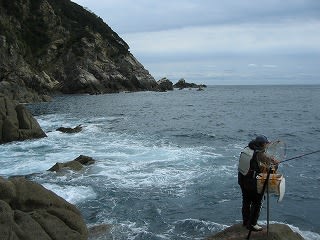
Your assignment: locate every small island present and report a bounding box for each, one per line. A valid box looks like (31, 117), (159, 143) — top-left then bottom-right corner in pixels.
(173, 78), (207, 90)
(156, 77), (207, 91)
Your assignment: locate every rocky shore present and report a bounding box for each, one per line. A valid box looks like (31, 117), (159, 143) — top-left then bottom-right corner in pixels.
(0, 176), (88, 240)
(207, 223), (304, 240)
(0, 1), (210, 103)
(0, 100), (307, 239)
(0, 0), (157, 103)
(0, 155), (112, 239)
(0, 162), (307, 240)
(0, 1), (306, 239)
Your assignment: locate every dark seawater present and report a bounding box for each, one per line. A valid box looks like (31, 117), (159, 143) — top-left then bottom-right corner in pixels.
(1, 85), (320, 239)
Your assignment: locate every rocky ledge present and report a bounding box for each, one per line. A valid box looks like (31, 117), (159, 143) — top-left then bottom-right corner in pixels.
(0, 176), (88, 240)
(207, 223), (304, 240)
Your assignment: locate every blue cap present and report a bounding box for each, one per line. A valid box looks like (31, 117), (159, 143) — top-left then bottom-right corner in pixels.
(255, 135), (270, 145)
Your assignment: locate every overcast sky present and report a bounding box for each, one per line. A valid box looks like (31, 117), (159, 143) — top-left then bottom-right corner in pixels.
(72, 0), (320, 85)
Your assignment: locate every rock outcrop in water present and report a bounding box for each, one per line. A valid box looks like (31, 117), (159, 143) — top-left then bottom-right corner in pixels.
(157, 77), (174, 91)
(48, 155), (96, 172)
(0, 94), (46, 144)
(0, 0), (157, 102)
(56, 125), (83, 134)
(207, 223), (304, 240)
(174, 78), (207, 89)
(0, 176), (88, 240)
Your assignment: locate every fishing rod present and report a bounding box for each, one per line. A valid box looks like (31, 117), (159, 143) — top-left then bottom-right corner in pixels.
(279, 150), (320, 164)
(246, 149), (320, 240)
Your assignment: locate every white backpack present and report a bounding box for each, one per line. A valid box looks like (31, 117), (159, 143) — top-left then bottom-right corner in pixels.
(238, 146), (254, 175)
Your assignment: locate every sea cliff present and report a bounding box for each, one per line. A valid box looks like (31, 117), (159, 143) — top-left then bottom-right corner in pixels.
(0, 0), (157, 102)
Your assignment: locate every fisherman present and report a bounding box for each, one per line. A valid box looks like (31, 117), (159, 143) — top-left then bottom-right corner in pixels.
(238, 135), (279, 231)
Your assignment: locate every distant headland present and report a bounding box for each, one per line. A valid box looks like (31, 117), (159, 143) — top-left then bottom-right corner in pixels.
(0, 0), (207, 103)
(157, 78), (207, 91)
(0, 0), (154, 102)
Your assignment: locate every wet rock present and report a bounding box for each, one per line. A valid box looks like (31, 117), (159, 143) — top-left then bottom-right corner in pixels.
(0, 95), (47, 144)
(0, 176), (88, 240)
(207, 223), (304, 240)
(48, 155), (96, 172)
(56, 125), (82, 133)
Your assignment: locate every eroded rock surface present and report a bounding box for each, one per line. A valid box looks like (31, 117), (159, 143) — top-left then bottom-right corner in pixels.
(0, 95), (46, 143)
(0, 176), (88, 240)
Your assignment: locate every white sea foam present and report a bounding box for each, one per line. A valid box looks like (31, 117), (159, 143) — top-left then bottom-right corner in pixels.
(286, 224), (320, 240)
(174, 218), (229, 230)
(110, 221), (151, 240)
(171, 218), (229, 240)
(0, 112), (238, 214)
(87, 142), (231, 197)
(3, 87), (319, 240)
(42, 183), (96, 204)
(1, 112), (235, 195)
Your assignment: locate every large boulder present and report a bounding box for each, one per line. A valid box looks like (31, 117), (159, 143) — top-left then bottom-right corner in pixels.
(157, 77), (173, 91)
(0, 176), (88, 240)
(207, 223), (304, 240)
(0, 95), (47, 144)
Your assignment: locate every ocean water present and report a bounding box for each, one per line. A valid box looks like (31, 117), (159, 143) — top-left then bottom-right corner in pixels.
(1, 85), (320, 240)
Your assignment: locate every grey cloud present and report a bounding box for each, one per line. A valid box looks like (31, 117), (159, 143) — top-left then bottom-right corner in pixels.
(73, 0), (320, 33)
(71, 0), (320, 84)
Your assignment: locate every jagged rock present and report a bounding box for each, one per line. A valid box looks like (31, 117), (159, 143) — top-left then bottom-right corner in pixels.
(48, 155), (96, 172)
(0, 0), (158, 102)
(173, 78), (207, 89)
(0, 95), (47, 144)
(0, 176), (88, 240)
(207, 223), (304, 240)
(157, 77), (174, 91)
(56, 125), (82, 134)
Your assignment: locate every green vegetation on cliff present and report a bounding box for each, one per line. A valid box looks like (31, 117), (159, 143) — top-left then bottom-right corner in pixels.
(0, 0), (157, 102)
